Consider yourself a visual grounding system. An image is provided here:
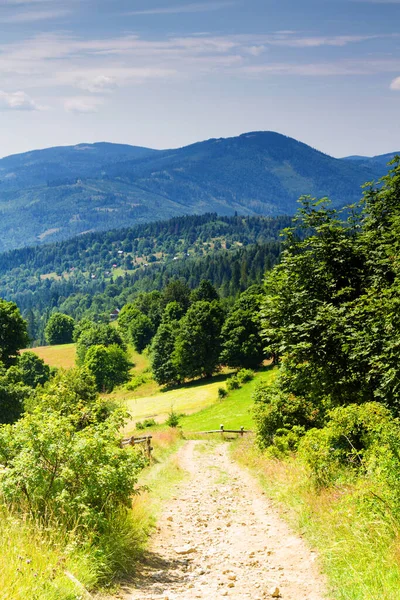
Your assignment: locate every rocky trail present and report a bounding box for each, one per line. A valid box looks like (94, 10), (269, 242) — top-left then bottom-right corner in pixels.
(120, 440), (328, 600)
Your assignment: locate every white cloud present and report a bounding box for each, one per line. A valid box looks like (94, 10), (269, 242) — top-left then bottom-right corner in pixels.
(128, 1), (236, 15)
(0, 8), (69, 22)
(245, 45), (266, 57)
(0, 90), (41, 110)
(242, 59), (400, 77)
(390, 76), (400, 90)
(0, 31), (397, 104)
(57, 67), (178, 93)
(64, 96), (104, 114)
(266, 34), (394, 48)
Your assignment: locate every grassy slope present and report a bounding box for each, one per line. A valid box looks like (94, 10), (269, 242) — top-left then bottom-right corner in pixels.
(179, 368), (275, 432)
(233, 439), (400, 600)
(123, 375), (228, 435)
(23, 343), (77, 369)
(25, 344), (273, 435)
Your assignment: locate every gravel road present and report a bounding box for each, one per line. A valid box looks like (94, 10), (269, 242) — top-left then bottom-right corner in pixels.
(121, 440), (328, 600)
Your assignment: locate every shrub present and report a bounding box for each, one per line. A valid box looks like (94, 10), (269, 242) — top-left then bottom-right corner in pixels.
(236, 368), (255, 384)
(218, 387), (228, 399)
(136, 418), (156, 430)
(0, 407), (145, 534)
(254, 381), (326, 452)
(126, 373), (150, 391)
(166, 408), (180, 428)
(226, 375), (240, 392)
(299, 402), (397, 488)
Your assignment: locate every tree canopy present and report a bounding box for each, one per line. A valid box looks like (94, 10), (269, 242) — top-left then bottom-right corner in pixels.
(45, 313), (75, 345)
(0, 299), (28, 367)
(256, 159), (400, 451)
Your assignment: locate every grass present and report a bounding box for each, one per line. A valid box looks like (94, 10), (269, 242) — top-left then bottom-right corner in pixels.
(0, 429), (186, 600)
(122, 375), (228, 434)
(23, 343), (77, 369)
(179, 367), (276, 432)
(233, 439), (400, 600)
(131, 429), (187, 522)
(0, 505), (98, 600)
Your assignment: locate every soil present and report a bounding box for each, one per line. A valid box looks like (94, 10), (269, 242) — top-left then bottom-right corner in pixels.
(120, 440), (328, 600)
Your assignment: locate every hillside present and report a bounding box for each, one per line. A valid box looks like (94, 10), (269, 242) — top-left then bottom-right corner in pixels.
(0, 213), (288, 342)
(0, 131), (387, 251)
(343, 151), (400, 166)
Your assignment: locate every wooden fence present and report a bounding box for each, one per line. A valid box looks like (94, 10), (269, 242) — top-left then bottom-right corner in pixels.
(120, 434), (153, 458)
(197, 425), (252, 436)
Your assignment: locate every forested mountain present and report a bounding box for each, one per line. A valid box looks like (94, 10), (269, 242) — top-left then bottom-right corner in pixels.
(343, 151), (399, 166)
(0, 131), (388, 251)
(0, 213), (289, 344)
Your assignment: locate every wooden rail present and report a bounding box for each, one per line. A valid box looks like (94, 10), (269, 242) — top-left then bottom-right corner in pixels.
(121, 434), (153, 458)
(198, 425), (252, 436)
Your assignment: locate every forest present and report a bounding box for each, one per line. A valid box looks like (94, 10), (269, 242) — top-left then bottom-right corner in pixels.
(0, 213), (288, 345)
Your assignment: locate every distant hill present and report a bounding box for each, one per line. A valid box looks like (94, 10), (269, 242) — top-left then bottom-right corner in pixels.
(0, 132), (390, 251)
(343, 152), (400, 166)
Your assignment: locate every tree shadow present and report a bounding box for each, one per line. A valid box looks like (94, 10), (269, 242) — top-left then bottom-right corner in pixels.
(160, 371), (233, 393)
(119, 548), (192, 593)
(159, 362), (274, 394)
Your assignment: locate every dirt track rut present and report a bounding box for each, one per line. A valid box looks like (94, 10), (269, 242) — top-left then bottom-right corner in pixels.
(122, 440), (328, 600)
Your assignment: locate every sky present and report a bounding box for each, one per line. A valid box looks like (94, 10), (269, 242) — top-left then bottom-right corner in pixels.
(0, 0), (399, 158)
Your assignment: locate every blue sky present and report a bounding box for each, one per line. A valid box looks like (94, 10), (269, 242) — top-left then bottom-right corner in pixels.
(0, 0), (399, 157)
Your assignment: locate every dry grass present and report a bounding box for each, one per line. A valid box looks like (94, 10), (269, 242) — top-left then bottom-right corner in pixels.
(23, 343), (77, 369)
(233, 438), (400, 600)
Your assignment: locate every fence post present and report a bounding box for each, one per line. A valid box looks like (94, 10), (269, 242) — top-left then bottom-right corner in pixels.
(146, 436), (152, 461)
(240, 426), (244, 437)
(220, 424), (224, 437)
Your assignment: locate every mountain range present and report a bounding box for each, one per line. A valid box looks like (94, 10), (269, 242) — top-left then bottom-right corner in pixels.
(0, 131), (397, 251)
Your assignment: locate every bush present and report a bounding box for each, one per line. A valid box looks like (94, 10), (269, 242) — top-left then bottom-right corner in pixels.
(166, 408), (180, 428)
(136, 418), (156, 430)
(299, 402), (397, 488)
(126, 373), (150, 392)
(226, 375), (240, 391)
(0, 407), (145, 534)
(254, 381), (326, 452)
(218, 387), (228, 399)
(236, 368), (255, 384)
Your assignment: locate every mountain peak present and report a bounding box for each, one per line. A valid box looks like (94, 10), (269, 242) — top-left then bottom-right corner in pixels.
(0, 132), (390, 252)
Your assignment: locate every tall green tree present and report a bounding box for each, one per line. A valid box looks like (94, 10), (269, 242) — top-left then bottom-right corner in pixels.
(163, 279), (191, 312)
(0, 299), (28, 367)
(129, 313), (154, 353)
(151, 323), (180, 385)
(173, 300), (225, 380)
(256, 161), (400, 451)
(190, 280), (219, 303)
(17, 351), (51, 389)
(220, 286), (265, 369)
(0, 365), (29, 424)
(45, 313), (75, 345)
(76, 323), (126, 364)
(84, 344), (130, 392)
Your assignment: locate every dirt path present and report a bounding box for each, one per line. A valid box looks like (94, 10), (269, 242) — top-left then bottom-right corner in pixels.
(121, 440), (328, 600)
